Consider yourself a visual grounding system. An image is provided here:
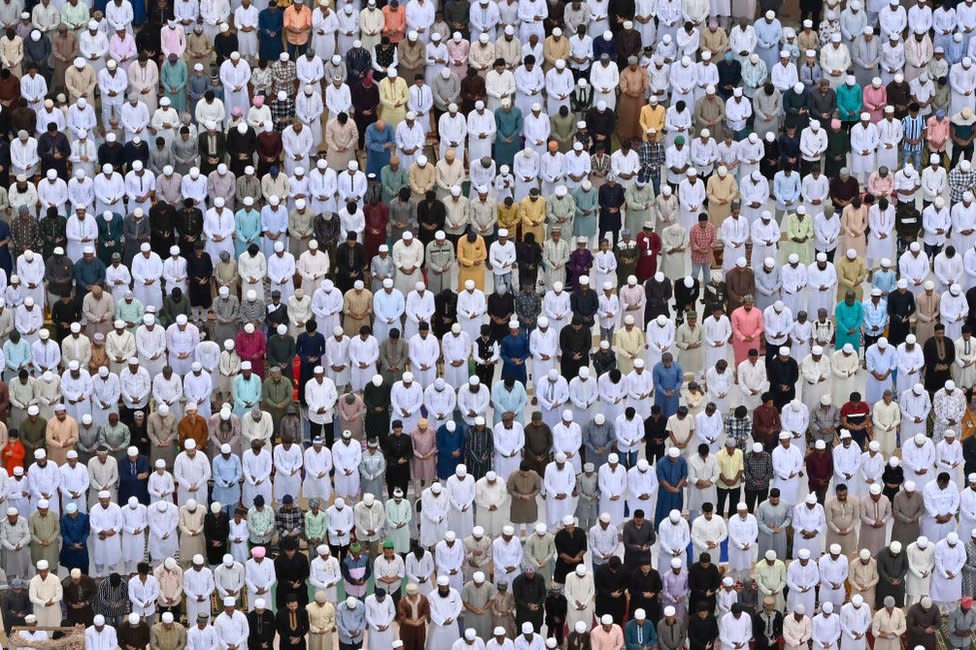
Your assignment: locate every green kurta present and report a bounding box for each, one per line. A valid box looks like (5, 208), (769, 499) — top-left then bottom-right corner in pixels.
(161, 59), (189, 112)
(29, 511), (61, 568)
(824, 128), (851, 178)
(781, 213), (815, 265)
(384, 497), (412, 553)
(260, 376), (293, 431)
(97, 213), (124, 265)
(21, 416), (48, 466)
(494, 106), (524, 168)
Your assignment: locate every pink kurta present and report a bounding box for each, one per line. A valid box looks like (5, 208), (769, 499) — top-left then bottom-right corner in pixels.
(731, 306), (764, 365)
(410, 426), (437, 482)
(862, 85), (887, 123)
(235, 330), (267, 379)
(446, 40), (470, 78)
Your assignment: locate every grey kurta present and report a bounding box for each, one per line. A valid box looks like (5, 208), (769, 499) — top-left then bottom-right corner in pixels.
(461, 580), (496, 640)
(756, 499), (792, 560)
(891, 490), (924, 547)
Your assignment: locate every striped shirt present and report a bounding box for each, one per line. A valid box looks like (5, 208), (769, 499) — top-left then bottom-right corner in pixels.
(902, 114), (925, 151)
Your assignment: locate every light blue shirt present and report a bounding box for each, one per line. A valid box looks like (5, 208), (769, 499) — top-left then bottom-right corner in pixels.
(212, 454), (243, 506)
(232, 375), (262, 416)
(337, 603), (366, 644)
(490, 380), (528, 425)
(755, 19), (783, 50)
(3, 339), (31, 377)
(773, 172), (801, 210)
(862, 298), (888, 336)
(871, 270), (897, 295)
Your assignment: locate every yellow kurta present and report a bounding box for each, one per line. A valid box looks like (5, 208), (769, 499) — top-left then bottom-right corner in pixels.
(497, 203), (521, 231)
(379, 76), (409, 126)
(342, 289), (373, 336)
(519, 196), (546, 243)
(835, 256), (868, 301)
(639, 104), (666, 141)
(613, 326), (646, 374)
(457, 236), (488, 291)
(706, 173), (739, 226)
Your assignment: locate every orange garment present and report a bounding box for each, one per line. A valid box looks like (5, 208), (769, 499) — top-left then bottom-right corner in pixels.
(2, 440), (25, 475)
(283, 4), (312, 45)
(178, 414), (210, 450)
(382, 5), (406, 42)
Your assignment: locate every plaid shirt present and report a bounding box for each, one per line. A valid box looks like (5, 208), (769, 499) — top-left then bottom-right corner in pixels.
(948, 167), (976, 203)
(270, 61), (297, 97)
(743, 450), (773, 492)
(689, 222), (717, 264)
(275, 506), (305, 539)
(724, 413), (752, 451)
(270, 98), (296, 132)
(638, 141), (665, 184)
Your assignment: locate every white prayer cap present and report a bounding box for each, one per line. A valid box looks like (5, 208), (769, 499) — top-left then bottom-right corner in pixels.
(600, 614), (613, 626)
(37, 560), (49, 570)
(670, 557), (682, 568)
(798, 549), (811, 560)
(155, 459), (166, 468)
(664, 606), (676, 617)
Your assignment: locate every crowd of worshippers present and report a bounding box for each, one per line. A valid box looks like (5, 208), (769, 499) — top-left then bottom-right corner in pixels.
(6, 0), (976, 647)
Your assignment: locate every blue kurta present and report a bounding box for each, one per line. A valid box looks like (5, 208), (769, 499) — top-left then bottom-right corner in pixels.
(60, 512), (91, 574)
(834, 300), (865, 350)
(258, 8), (284, 61)
(232, 374), (263, 416)
(365, 123), (395, 176)
(494, 107), (524, 168)
(652, 361), (684, 417)
(436, 423), (466, 479)
(234, 209), (263, 257)
(490, 380), (528, 426)
(118, 454), (151, 504)
(499, 333), (530, 385)
(655, 456), (688, 525)
(212, 454), (243, 510)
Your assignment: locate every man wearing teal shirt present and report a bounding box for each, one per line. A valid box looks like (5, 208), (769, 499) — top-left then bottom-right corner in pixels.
(232, 363), (263, 416)
(115, 294), (145, 333)
(380, 158), (409, 203)
(3, 332), (32, 379)
(836, 76), (863, 126)
(491, 376), (528, 426)
(234, 198), (263, 257)
(834, 290), (865, 350)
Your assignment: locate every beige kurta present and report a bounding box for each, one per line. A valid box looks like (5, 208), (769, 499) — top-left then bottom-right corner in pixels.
(871, 606), (906, 650)
(45, 416), (79, 465)
(307, 601), (336, 650)
(849, 556), (879, 606)
(660, 223), (690, 279)
(674, 322), (705, 378)
(824, 495), (859, 556)
(835, 257), (868, 301)
(178, 506), (206, 567)
(408, 164), (436, 200)
(614, 326), (646, 375)
(915, 292), (940, 344)
(706, 174), (739, 227)
(28, 573), (63, 627)
(324, 118), (359, 171)
(342, 289), (373, 337)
